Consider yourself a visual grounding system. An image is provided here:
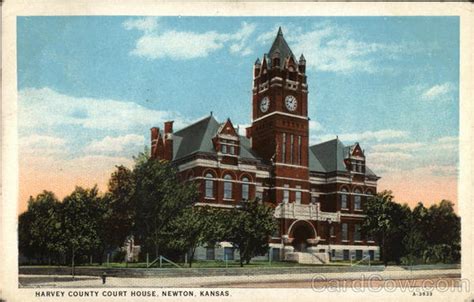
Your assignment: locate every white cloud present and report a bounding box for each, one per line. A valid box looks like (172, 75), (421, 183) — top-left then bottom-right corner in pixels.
(368, 151), (414, 161)
(370, 142), (425, 152)
(125, 20), (256, 60)
(318, 129), (409, 144)
(421, 82), (455, 102)
(309, 120), (323, 132)
(257, 23), (403, 74)
(437, 136), (457, 144)
(123, 17), (159, 33)
(19, 87), (189, 131)
(20, 134), (67, 155)
(84, 134), (145, 154)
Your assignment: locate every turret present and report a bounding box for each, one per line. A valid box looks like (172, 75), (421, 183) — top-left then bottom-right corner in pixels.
(299, 54), (306, 74)
(254, 58), (261, 78)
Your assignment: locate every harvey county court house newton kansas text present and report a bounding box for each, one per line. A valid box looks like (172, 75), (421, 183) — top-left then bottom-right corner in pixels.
(150, 28), (381, 264)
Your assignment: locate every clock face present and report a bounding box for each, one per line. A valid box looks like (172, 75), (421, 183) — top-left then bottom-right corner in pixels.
(260, 96), (270, 113)
(285, 95), (297, 112)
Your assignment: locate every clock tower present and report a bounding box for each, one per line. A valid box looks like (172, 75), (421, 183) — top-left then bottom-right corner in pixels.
(248, 27), (310, 205)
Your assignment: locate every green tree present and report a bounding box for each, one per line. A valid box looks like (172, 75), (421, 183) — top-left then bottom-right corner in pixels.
(424, 200), (460, 263)
(18, 191), (62, 264)
(102, 165), (136, 252)
(60, 186), (103, 277)
(225, 199), (277, 267)
(169, 206), (224, 267)
(362, 190), (410, 265)
(132, 159), (199, 259)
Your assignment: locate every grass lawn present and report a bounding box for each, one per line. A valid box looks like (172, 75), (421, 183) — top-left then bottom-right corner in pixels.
(25, 260), (355, 269)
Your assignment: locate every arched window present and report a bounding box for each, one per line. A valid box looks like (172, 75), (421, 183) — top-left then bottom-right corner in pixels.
(354, 188), (362, 210)
(341, 188), (348, 209)
(241, 177), (250, 201)
(204, 173), (214, 199)
(224, 174), (233, 200)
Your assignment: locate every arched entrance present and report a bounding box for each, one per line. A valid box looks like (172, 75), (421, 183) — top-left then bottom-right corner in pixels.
(288, 220), (317, 252)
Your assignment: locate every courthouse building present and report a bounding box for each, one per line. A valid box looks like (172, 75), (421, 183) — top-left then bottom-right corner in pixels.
(150, 28), (380, 263)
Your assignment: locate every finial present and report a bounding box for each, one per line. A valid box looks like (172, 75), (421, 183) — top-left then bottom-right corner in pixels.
(210, 111), (213, 116)
(277, 26), (283, 36)
(255, 58), (261, 65)
(299, 54), (306, 62)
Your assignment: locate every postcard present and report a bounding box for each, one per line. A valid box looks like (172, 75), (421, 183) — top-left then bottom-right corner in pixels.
(1, 1), (473, 302)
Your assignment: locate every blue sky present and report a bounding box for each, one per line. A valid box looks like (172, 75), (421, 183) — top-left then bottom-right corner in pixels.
(17, 16), (459, 208)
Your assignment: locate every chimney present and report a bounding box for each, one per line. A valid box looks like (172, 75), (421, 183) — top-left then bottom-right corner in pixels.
(164, 121), (174, 134)
(163, 121), (174, 161)
(150, 127), (159, 159)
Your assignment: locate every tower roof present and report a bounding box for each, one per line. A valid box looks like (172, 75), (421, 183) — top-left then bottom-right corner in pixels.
(268, 27), (296, 68)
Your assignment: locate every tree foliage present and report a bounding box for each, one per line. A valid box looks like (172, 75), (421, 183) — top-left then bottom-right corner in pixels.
(224, 199), (277, 267)
(363, 191), (460, 265)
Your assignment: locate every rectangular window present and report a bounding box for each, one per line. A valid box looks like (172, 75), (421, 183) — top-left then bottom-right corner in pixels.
(290, 134), (294, 164)
(367, 233), (374, 242)
(354, 195), (362, 210)
(206, 247), (215, 260)
(271, 248), (280, 261)
(369, 250), (375, 261)
(298, 136), (302, 165)
(356, 250), (363, 260)
(283, 184), (289, 203)
(282, 133), (286, 163)
(331, 249), (336, 258)
(295, 185), (302, 204)
(343, 249), (350, 261)
(256, 191), (263, 200)
(330, 225), (335, 237)
(224, 182), (232, 199)
(222, 144), (227, 154)
(205, 180), (214, 198)
(224, 247), (234, 261)
(342, 223), (348, 241)
(242, 183), (249, 200)
(311, 196), (318, 204)
(341, 194), (348, 209)
(229, 145), (235, 155)
(354, 224), (362, 241)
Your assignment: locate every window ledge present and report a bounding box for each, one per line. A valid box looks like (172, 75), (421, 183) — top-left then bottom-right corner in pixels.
(205, 197), (216, 200)
(342, 240), (349, 242)
(341, 207), (349, 210)
(223, 198), (234, 201)
(354, 209), (363, 212)
(354, 240), (363, 243)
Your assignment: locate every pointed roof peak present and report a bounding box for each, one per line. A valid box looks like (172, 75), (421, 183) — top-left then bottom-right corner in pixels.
(268, 27), (295, 68)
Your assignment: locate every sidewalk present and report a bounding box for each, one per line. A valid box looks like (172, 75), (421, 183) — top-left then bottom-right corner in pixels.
(19, 267), (461, 288)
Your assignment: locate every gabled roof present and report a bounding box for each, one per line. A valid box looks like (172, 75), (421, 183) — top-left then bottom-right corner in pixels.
(172, 115), (259, 161)
(309, 138), (347, 173)
(268, 27), (296, 68)
(309, 138), (378, 177)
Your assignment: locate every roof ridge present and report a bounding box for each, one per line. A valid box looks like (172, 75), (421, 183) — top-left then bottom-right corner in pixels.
(174, 115), (216, 135)
(309, 137), (338, 148)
